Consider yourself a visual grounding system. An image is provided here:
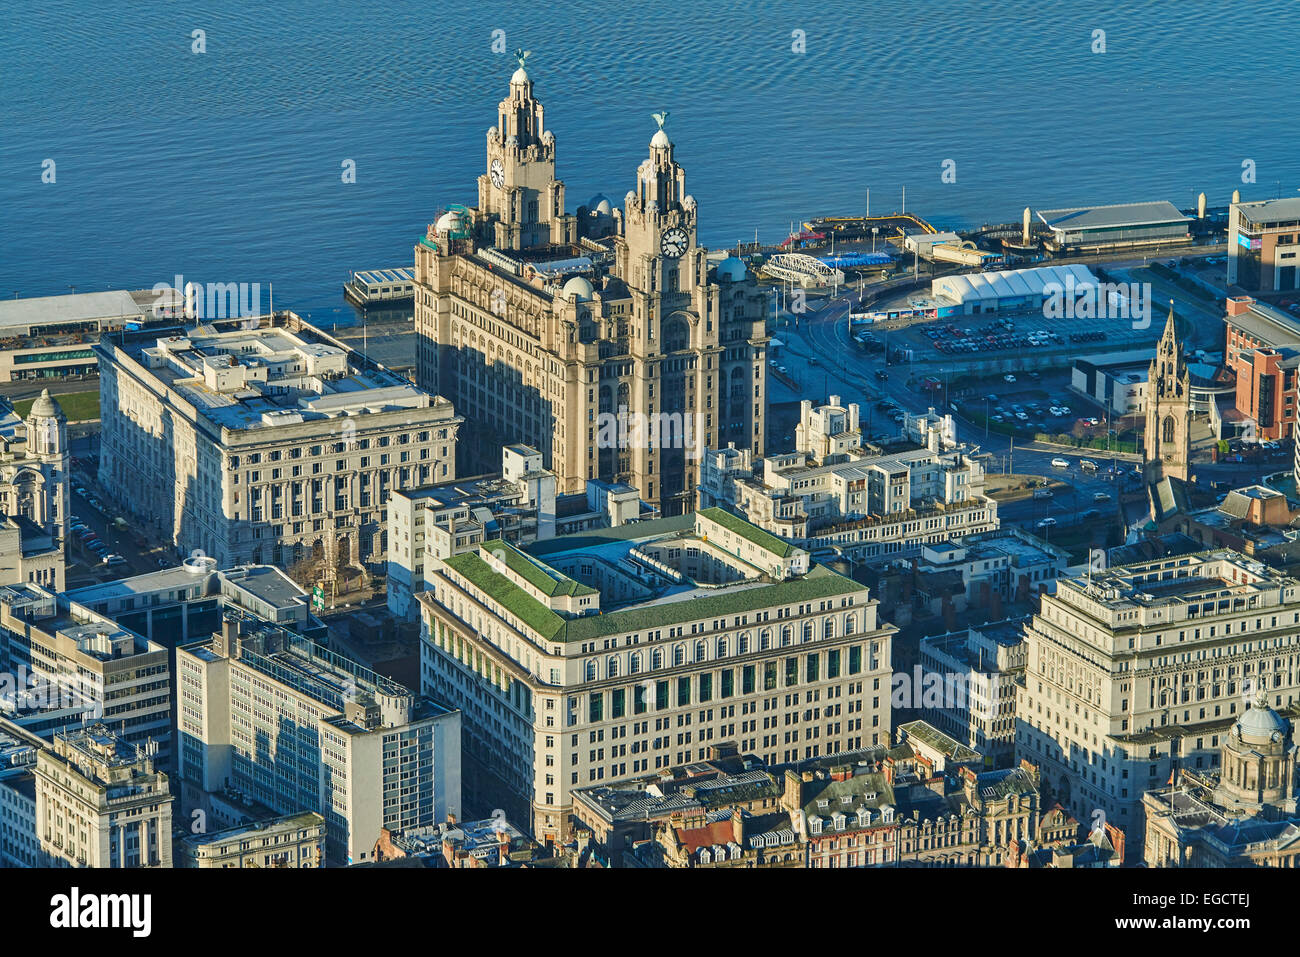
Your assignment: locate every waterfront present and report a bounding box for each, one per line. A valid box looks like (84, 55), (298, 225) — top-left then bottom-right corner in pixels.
(2, 0), (1298, 321)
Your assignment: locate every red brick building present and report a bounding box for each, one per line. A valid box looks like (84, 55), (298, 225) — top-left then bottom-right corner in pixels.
(1224, 296), (1300, 440)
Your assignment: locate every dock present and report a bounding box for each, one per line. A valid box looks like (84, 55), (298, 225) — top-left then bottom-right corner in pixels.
(343, 268), (415, 307)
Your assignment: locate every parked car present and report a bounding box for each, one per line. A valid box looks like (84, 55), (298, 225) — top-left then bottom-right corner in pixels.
(1036, 517), (1058, 528)
(1004, 374), (1017, 383)
(1081, 459), (1099, 471)
(1033, 489), (1053, 500)
(1051, 458), (1070, 469)
(1094, 492), (1112, 502)
(102, 554), (126, 566)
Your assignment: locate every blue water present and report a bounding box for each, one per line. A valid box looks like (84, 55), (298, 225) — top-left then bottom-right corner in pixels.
(3, 0), (1297, 324)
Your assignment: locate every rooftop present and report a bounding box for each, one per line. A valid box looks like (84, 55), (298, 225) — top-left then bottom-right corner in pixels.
(1036, 200), (1191, 231)
(1235, 196), (1300, 226)
(0, 289), (147, 331)
(111, 318), (446, 433)
(436, 515), (866, 643)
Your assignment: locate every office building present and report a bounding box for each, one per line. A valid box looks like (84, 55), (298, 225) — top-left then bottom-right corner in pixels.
(1224, 295), (1300, 441)
(417, 507), (895, 843)
(699, 399), (996, 560)
(94, 312), (462, 572)
(918, 619), (1028, 767)
(176, 617), (462, 865)
(1015, 548), (1300, 858)
(178, 810), (326, 868)
(34, 724), (172, 868)
(413, 59), (768, 516)
(1228, 196), (1300, 294)
(386, 443), (645, 619)
(0, 582), (171, 764)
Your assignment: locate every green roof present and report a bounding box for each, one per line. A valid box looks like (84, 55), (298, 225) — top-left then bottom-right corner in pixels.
(482, 540), (595, 598)
(443, 551), (567, 639)
(442, 551), (868, 644)
(698, 507), (799, 559)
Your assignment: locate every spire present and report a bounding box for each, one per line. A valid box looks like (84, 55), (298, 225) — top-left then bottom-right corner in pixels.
(1160, 299), (1178, 345)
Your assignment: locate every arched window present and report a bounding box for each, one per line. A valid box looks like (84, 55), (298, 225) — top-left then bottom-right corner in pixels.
(802, 622), (813, 642)
(584, 660), (597, 682)
(846, 614), (857, 635)
(823, 619), (835, 639)
(1163, 415), (1176, 444)
(759, 631), (770, 651)
(694, 640), (706, 662)
(738, 633), (751, 654)
(629, 653), (642, 675)
(673, 644), (686, 667)
(716, 637), (729, 658)
(607, 655), (620, 679)
(651, 648), (663, 670)
(780, 626), (792, 647)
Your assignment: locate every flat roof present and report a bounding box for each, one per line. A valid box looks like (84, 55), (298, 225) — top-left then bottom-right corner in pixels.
(1235, 197), (1300, 226)
(1036, 201), (1191, 231)
(439, 543), (866, 644)
(0, 290), (145, 330)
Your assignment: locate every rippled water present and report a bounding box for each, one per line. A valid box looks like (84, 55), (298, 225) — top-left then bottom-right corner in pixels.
(2, 0), (1296, 320)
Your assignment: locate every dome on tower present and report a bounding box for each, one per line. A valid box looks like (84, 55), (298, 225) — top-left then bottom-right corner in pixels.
(587, 194), (613, 216)
(1236, 696), (1290, 746)
(715, 257), (749, 283)
(511, 65), (529, 85)
(435, 209), (468, 235)
(561, 276), (594, 301)
(650, 127), (671, 149)
(28, 389), (64, 420)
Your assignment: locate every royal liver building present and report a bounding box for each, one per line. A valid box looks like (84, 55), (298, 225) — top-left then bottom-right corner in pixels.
(413, 53), (768, 517)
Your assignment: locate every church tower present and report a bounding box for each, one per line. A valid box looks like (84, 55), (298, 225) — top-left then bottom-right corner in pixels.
(1144, 304), (1191, 484)
(477, 50), (576, 251)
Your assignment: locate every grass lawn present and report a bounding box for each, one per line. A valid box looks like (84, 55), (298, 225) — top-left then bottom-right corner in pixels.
(13, 390), (100, 422)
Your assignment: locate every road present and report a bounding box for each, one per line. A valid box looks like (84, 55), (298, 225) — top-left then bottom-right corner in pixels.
(778, 279), (1281, 541)
(63, 434), (173, 587)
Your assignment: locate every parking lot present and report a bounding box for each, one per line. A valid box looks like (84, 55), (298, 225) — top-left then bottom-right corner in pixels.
(918, 315), (1114, 358)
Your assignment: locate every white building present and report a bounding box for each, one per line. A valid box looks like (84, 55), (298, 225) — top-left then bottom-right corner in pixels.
(0, 582), (171, 765)
(932, 263), (1100, 316)
(918, 619), (1028, 767)
(176, 617), (462, 866)
(699, 397), (997, 561)
(917, 527), (1070, 607)
(94, 312), (462, 573)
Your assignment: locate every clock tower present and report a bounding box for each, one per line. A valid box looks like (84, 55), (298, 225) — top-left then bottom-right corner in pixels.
(478, 51), (575, 250)
(599, 114), (767, 516)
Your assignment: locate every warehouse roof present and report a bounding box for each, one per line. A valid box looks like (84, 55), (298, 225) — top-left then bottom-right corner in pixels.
(1035, 200), (1190, 231)
(0, 290), (146, 331)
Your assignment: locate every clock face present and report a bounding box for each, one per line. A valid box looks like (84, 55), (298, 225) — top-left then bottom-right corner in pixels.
(490, 159), (505, 188)
(661, 226), (689, 259)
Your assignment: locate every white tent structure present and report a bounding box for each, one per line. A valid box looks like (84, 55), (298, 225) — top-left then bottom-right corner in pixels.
(931, 264), (1100, 315)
